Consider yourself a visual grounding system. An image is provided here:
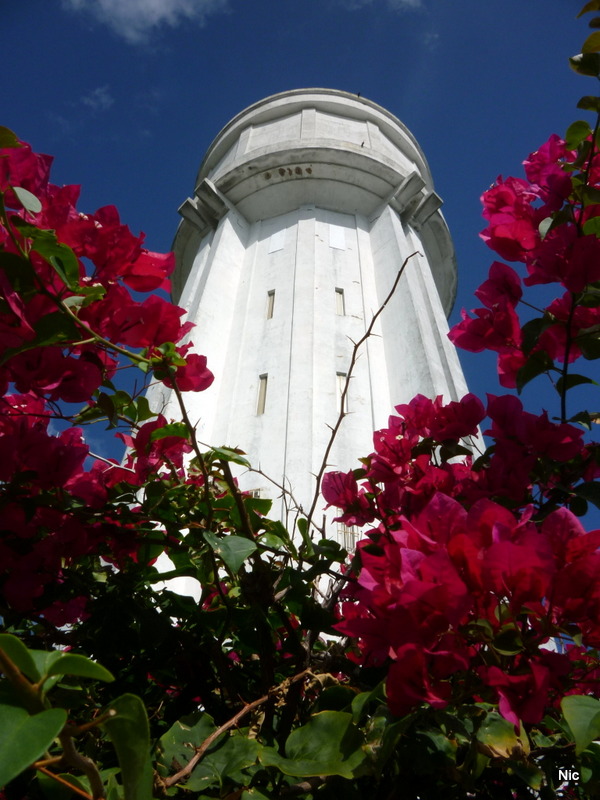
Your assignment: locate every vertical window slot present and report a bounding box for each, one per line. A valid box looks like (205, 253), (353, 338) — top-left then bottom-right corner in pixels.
(336, 372), (348, 413)
(335, 287), (345, 316)
(257, 374), (268, 415)
(266, 290), (275, 319)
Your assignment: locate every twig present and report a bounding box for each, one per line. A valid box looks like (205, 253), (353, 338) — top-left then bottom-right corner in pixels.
(0, 647), (44, 714)
(219, 459), (255, 541)
(305, 251), (420, 533)
(169, 375), (212, 509)
(59, 730), (106, 800)
(164, 669), (312, 787)
(34, 766), (96, 800)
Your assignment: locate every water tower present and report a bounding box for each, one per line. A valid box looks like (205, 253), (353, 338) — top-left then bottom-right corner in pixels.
(150, 89), (469, 537)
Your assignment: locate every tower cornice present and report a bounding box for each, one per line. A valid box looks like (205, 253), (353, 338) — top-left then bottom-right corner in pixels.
(173, 89), (457, 314)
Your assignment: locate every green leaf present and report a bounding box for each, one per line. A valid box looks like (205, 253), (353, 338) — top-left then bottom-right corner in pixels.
(579, 331), (600, 359)
(538, 216), (553, 239)
(578, 95), (600, 112)
(570, 52), (600, 76)
(35, 652), (114, 684)
(556, 374), (598, 395)
(508, 761), (543, 791)
(132, 395), (154, 423)
(0, 705), (67, 788)
(562, 695), (600, 754)
(0, 644), (113, 689)
(0, 634), (42, 682)
(296, 517), (314, 556)
(149, 422), (189, 441)
(61, 295), (88, 309)
(0, 312), (81, 365)
(204, 532), (257, 573)
(579, 1), (600, 16)
(259, 711), (367, 779)
(186, 735), (261, 791)
(11, 222), (81, 290)
(575, 481), (600, 510)
(583, 185), (600, 205)
(569, 495), (589, 517)
(211, 446), (251, 468)
(583, 31), (600, 52)
(516, 350), (554, 393)
(566, 120), (593, 149)
(156, 713), (217, 778)
(0, 251), (37, 296)
(520, 317), (554, 355)
(37, 771), (91, 800)
(476, 711), (529, 758)
(492, 627), (524, 656)
(583, 216), (600, 237)
(0, 127), (21, 148)
(102, 694), (153, 800)
(12, 186), (42, 215)
(569, 410), (600, 429)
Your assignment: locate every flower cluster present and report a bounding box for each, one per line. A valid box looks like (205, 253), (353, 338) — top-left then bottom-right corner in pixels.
(449, 132), (600, 387)
(0, 139), (213, 399)
(329, 127), (600, 729)
(0, 136), (214, 624)
(327, 393), (600, 723)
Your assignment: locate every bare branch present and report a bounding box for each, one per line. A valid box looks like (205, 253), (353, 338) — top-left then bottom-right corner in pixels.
(305, 251), (420, 532)
(164, 669), (312, 787)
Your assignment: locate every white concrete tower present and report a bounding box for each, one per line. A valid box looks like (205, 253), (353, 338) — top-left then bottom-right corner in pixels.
(154, 89), (469, 536)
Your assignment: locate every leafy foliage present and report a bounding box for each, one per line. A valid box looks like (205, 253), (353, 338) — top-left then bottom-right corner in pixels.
(3, 4), (600, 799)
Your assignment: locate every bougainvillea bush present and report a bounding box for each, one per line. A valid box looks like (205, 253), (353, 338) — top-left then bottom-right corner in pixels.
(4, 4), (600, 799)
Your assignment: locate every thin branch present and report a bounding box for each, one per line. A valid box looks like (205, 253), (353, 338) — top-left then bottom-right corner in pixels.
(87, 451), (137, 472)
(164, 669), (312, 787)
(59, 730), (106, 800)
(219, 459), (255, 541)
(0, 647), (45, 714)
(560, 292), (577, 424)
(169, 375), (212, 508)
(247, 465), (305, 521)
(305, 251), (420, 532)
(34, 767), (96, 800)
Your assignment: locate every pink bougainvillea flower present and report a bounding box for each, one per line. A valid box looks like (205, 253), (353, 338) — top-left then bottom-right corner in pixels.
(486, 394), (584, 463)
(386, 644), (451, 717)
(122, 249), (175, 292)
(0, 141), (52, 207)
(392, 393), (484, 441)
(474, 261), (523, 309)
(112, 294), (193, 349)
(41, 596), (90, 627)
(160, 352), (214, 393)
(525, 227), (600, 291)
(523, 134), (573, 211)
(482, 660), (552, 726)
(448, 302), (522, 354)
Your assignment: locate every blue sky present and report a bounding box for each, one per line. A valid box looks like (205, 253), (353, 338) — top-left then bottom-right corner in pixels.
(2, 0), (594, 440)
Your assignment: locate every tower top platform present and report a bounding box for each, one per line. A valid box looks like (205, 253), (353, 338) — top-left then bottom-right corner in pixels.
(174, 89), (457, 313)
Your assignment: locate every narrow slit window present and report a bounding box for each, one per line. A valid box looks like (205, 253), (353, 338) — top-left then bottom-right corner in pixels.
(329, 223), (346, 250)
(336, 372), (348, 413)
(337, 516), (358, 551)
(266, 290), (275, 319)
(257, 374), (268, 415)
(335, 287), (345, 316)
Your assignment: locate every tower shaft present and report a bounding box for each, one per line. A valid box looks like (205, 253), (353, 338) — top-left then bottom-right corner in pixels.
(151, 90), (469, 532)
